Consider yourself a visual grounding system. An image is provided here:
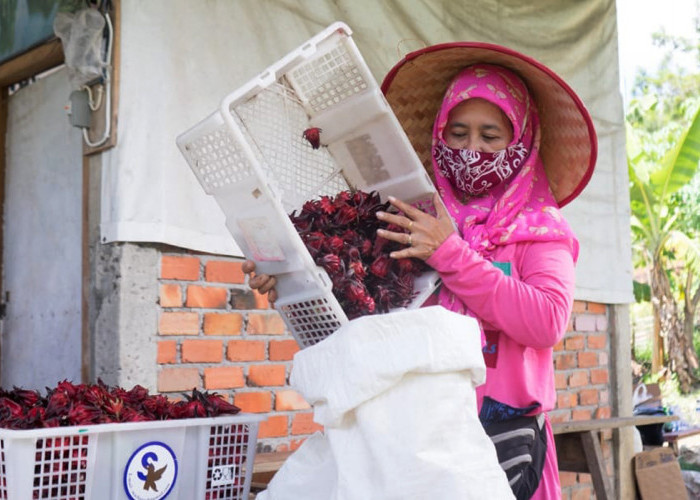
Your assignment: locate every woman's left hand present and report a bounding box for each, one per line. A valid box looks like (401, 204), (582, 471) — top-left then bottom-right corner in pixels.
(376, 192), (455, 261)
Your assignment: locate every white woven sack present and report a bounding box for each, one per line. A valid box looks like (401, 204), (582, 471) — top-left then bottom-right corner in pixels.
(258, 306), (514, 500)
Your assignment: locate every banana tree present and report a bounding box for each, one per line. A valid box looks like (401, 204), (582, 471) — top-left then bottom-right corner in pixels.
(628, 101), (700, 392)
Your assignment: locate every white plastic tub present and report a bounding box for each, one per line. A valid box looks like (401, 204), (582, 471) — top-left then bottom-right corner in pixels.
(177, 22), (440, 349)
(0, 413), (264, 500)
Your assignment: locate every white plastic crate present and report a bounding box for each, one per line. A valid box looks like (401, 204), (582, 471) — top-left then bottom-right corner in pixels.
(0, 413), (264, 499)
(177, 22), (441, 349)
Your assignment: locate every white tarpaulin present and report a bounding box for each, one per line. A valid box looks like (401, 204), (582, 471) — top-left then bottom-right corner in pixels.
(102, 0), (632, 304)
(257, 307), (514, 500)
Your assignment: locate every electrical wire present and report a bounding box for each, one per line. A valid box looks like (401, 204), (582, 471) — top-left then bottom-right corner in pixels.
(82, 10), (113, 148)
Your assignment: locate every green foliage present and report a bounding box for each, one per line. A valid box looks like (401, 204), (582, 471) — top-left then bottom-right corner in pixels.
(633, 280), (652, 302)
(627, 17), (700, 388)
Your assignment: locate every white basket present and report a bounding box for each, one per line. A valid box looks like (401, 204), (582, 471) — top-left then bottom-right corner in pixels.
(177, 22), (441, 349)
(0, 413), (264, 500)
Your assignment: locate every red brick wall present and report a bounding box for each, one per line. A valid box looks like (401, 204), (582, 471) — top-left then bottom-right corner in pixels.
(552, 300), (613, 500)
(156, 249), (616, 491)
(157, 252), (321, 453)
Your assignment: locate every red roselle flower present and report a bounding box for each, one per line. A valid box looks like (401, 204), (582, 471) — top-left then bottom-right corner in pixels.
(302, 127), (323, 149)
(324, 235), (345, 254)
(290, 190), (429, 320)
(369, 255), (391, 278)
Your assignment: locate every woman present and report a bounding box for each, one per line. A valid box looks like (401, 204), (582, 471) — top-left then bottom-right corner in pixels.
(245, 42), (597, 499)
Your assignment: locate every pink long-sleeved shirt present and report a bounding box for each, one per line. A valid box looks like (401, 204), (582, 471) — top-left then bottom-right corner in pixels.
(425, 232), (576, 412)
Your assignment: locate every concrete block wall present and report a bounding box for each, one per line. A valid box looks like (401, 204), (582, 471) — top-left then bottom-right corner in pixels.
(552, 300), (613, 500)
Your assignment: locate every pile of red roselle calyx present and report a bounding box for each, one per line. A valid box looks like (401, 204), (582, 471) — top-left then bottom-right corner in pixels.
(0, 380), (240, 430)
(289, 190), (429, 319)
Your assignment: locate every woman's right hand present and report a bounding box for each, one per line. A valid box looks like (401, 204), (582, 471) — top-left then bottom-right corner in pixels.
(242, 260), (278, 304)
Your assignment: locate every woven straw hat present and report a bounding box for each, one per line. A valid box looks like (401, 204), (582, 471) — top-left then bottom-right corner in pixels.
(381, 42), (597, 208)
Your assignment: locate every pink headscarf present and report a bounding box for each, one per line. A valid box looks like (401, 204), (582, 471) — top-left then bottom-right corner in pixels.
(432, 64), (579, 260)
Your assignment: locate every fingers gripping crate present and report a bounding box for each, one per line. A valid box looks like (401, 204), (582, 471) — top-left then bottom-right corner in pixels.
(0, 414), (264, 499)
(177, 22), (440, 349)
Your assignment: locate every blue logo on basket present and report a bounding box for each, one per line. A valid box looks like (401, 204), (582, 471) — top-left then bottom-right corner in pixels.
(123, 441), (178, 500)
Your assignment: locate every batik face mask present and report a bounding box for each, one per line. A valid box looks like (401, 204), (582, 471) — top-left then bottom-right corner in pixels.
(432, 140), (529, 196)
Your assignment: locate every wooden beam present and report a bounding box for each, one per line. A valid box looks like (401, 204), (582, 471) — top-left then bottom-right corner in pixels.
(552, 415), (676, 435)
(82, 153), (91, 383)
(0, 39), (64, 88)
(0, 86), (7, 385)
(581, 430), (614, 500)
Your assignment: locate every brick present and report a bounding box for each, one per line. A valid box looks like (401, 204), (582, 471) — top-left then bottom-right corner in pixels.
(572, 408), (592, 421)
(159, 311), (199, 335)
(248, 364), (286, 387)
(157, 341), (177, 364)
(549, 410), (571, 423)
(186, 285), (228, 308)
(559, 471), (577, 487)
(275, 390), (311, 411)
(600, 390), (609, 405)
(572, 301), (587, 314)
(291, 412), (324, 435)
(557, 392), (577, 409)
(157, 367), (200, 392)
(553, 339), (564, 352)
(574, 314), (597, 332)
(248, 313), (286, 335)
(227, 340), (266, 361)
(577, 473), (592, 485)
(205, 260), (246, 284)
(571, 485), (593, 500)
(599, 351), (609, 366)
(234, 391), (272, 413)
(161, 255), (199, 280)
(579, 388), (599, 406)
(181, 339), (223, 363)
(587, 334), (607, 350)
(554, 371), (568, 390)
(203, 313), (243, 335)
(590, 368), (609, 385)
(281, 439), (306, 452)
(596, 315), (609, 331)
(160, 284), (183, 307)
(595, 406), (611, 419)
(203, 366), (245, 389)
(230, 289), (257, 309)
(258, 415), (288, 438)
(555, 353), (577, 370)
(577, 351), (598, 368)
(565, 335), (585, 350)
(269, 340), (300, 361)
(587, 302), (607, 314)
(568, 370), (588, 387)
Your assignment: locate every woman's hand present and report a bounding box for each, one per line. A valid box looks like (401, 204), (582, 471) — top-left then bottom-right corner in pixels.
(375, 192), (455, 261)
(242, 260), (278, 304)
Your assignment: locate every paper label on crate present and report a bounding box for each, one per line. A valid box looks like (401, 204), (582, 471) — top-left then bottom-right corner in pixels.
(238, 217), (286, 261)
(123, 441), (178, 500)
(211, 464), (239, 487)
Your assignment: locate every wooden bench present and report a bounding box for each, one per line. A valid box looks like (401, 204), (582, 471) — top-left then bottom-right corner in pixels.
(663, 426), (700, 454)
(553, 415), (677, 500)
(251, 451), (293, 494)
(249, 415), (678, 498)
